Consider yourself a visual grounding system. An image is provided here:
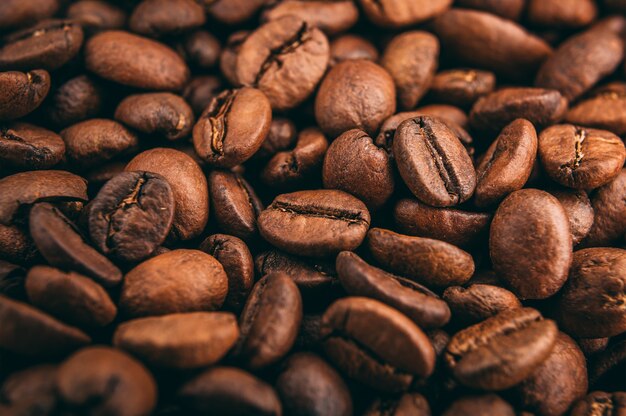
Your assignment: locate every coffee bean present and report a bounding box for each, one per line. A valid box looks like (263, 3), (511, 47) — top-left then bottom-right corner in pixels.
(566, 82), (626, 136)
(582, 168), (626, 247)
(539, 124), (625, 190)
(66, 0), (126, 33)
(258, 190), (370, 257)
(181, 30), (221, 70)
(219, 30), (249, 86)
(548, 189), (594, 245)
(42, 75), (104, 127)
(0, 224), (37, 264)
(527, 0), (597, 28)
(588, 339), (626, 390)
(329, 34), (379, 67)
(428, 69), (496, 109)
(444, 308), (558, 390)
(365, 393), (431, 416)
(442, 395), (515, 416)
(577, 337), (609, 357)
(261, 0), (358, 36)
(183, 75), (223, 115)
(358, 0), (452, 28)
(0, 0), (60, 30)
(456, 0), (525, 20)
(443, 284), (521, 325)
(0, 260), (25, 299)
(0, 364), (58, 415)
(393, 116), (476, 207)
(0, 122), (65, 170)
(254, 117), (297, 159)
(236, 16), (329, 110)
(129, 0), (205, 38)
(0, 70), (50, 121)
(202, 0), (266, 25)
(570, 392), (626, 416)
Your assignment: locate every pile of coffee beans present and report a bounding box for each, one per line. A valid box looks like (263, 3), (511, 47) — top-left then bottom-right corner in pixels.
(0, 0), (625, 415)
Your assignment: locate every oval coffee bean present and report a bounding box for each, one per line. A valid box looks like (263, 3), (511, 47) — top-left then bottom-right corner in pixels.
(490, 189), (572, 299)
(320, 296), (436, 393)
(336, 251), (451, 329)
(66, 0), (126, 33)
(443, 284), (521, 326)
(538, 125), (625, 190)
(367, 228), (474, 287)
(393, 116), (476, 207)
(183, 75), (223, 115)
(0, 122), (65, 170)
(0, 70), (50, 121)
(566, 82), (626, 136)
(0, 223), (37, 264)
(0, 0), (60, 30)
(88, 171), (175, 263)
(570, 392), (626, 416)
(428, 69), (496, 108)
(329, 34), (379, 67)
(444, 307), (558, 390)
(365, 393), (431, 416)
(119, 249), (228, 317)
(527, 0), (597, 28)
(358, 0), (452, 28)
(129, 0), (205, 38)
(582, 168), (626, 247)
(548, 189), (595, 246)
(254, 117), (297, 159)
(180, 30), (221, 70)
(258, 190), (370, 257)
(442, 395), (515, 416)
(219, 30), (249, 86)
(261, 0), (358, 36)
(0, 364), (58, 415)
(42, 74), (104, 127)
(202, 0), (266, 25)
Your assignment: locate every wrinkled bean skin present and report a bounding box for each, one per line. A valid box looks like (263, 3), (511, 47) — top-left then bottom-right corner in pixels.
(0, 122), (65, 170)
(0, 70), (50, 121)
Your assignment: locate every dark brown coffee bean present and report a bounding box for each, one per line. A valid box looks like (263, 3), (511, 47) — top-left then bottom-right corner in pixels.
(460, 0), (526, 18)
(254, 117), (297, 159)
(0, 20), (83, 71)
(358, 0), (452, 28)
(394, 198), (491, 247)
(0, 0), (60, 30)
(220, 30), (249, 86)
(178, 366), (282, 416)
(323, 129), (394, 210)
(582, 168), (626, 247)
(236, 16), (329, 110)
(588, 339), (626, 390)
(566, 82), (626, 137)
(258, 190), (370, 257)
(181, 30), (221, 69)
(381, 31), (438, 110)
(527, 0), (597, 28)
(0, 364), (58, 416)
(315, 59), (395, 137)
(0, 295), (90, 357)
(85, 30), (189, 91)
(201, 0), (266, 25)
(88, 171), (175, 263)
(234, 272), (302, 369)
(432, 9), (552, 79)
(129, 0), (205, 38)
(535, 28), (624, 101)
(0, 224), (37, 264)
(474, 119), (538, 207)
(0, 260), (25, 299)
(320, 296), (436, 393)
(183, 75), (223, 115)
(393, 116), (476, 207)
(365, 393), (431, 416)
(428, 69), (496, 109)
(42, 75), (104, 127)
(29, 203), (122, 287)
(367, 228), (474, 288)
(261, 0), (358, 36)
(443, 394), (515, 416)
(119, 249), (228, 317)
(66, 0), (126, 33)
(25, 265), (116, 328)
(570, 391), (626, 416)
(115, 93), (194, 141)
(577, 337), (609, 357)
(200, 234), (254, 312)
(539, 125), (625, 190)
(0, 122), (65, 170)
(329, 34), (379, 67)
(443, 284), (521, 326)
(0, 70), (50, 121)
(336, 251), (451, 329)
(57, 347), (157, 416)
(548, 189), (595, 245)
(276, 352), (352, 416)
(126, 148), (208, 240)
(114, 312), (239, 369)
(445, 308), (558, 390)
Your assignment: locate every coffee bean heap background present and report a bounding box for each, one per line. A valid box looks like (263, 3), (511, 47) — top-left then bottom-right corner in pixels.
(0, 0), (625, 415)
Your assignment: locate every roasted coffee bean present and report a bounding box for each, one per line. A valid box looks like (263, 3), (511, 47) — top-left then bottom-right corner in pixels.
(115, 93), (194, 141)
(0, 122), (65, 170)
(236, 16), (329, 110)
(0, 70), (50, 121)
(0, 260), (25, 299)
(88, 171), (175, 263)
(275, 352), (352, 416)
(358, 0), (452, 28)
(365, 393), (431, 416)
(393, 116), (476, 207)
(200, 234), (254, 312)
(129, 0), (205, 38)
(381, 31), (438, 110)
(258, 190), (370, 257)
(329, 35), (378, 68)
(474, 119), (537, 207)
(315, 59), (395, 138)
(582, 169), (626, 247)
(178, 366), (282, 415)
(219, 30), (249, 86)
(323, 129), (394, 210)
(0, 20), (83, 71)
(0, 224), (37, 264)
(29, 203), (122, 287)
(0, 0), (60, 30)
(549, 189), (595, 245)
(181, 30), (221, 70)
(85, 30), (189, 91)
(490, 189), (572, 299)
(66, 0), (126, 33)
(567, 82), (626, 136)
(538, 125), (625, 190)
(42, 75), (104, 127)
(442, 394), (515, 416)
(456, 0), (525, 20)
(57, 347), (157, 416)
(261, 0), (358, 36)
(527, 0), (597, 28)
(255, 117), (297, 159)
(202, 0), (266, 25)
(119, 249), (228, 317)
(0, 364), (58, 415)
(577, 338), (609, 357)
(336, 251), (450, 329)
(570, 391), (626, 416)
(443, 284), (521, 326)
(367, 228), (474, 288)
(320, 296), (436, 393)
(588, 339), (626, 389)
(428, 69), (496, 108)
(416, 104), (469, 129)
(445, 308), (558, 390)
(193, 87), (272, 167)
(182, 75), (223, 115)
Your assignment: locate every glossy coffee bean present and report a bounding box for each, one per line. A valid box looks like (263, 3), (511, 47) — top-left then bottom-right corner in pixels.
(42, 74), (104, 127)
(129, 0), (205, 38)
(261, 0), (358, 36)
(443, 284), (521, 326)
(549, 189), (595, 245)
(358, 0), (452, 28)
(570, 392), (626, 416)
(566, 82), (626, 136)
(0, 70), (50, 121)
(583, 169), (626, 247)
(442, 395), (515, 416)
(0, 122), (65, 170)
(428, 68), (496, 108)
(66, 0), (126, 33)
(329, 34), (379, 67)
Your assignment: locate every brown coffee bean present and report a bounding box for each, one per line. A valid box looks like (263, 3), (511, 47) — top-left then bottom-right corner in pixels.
(539, 125), (625, 190)
(527, 0), (597, 28)
(219, 30), (249, 86)
(236, 16), (329, 111)
(201, 0), (266, 25)
(570, 392), (626, 416)
(0, 224), (37, 264)
(548, 189), (595, 245)
(0, 0), (60, 30)
(474, 119), (538, 207)
(261, 0), (358, 36)
(25, 265), (116, 328)
(114, 312), (239, 369)
(320, 296), (436, 393)
(445, 308), (558, 390)
(588, 339), (626, 390)
(183, 75), (223, 115)
(0, 20), (83, 71)
(126, 148), (208, 241)
(42, 75), (104, 128)
(393, 116), (476, 207)
(57, 347), (157, 416)
(0, 122), (65, 170)
(329, 34), (378, 67)
(456, 0), (525, 20)
(66, 0), (126, 33)
(443, 284), (521, 326)
(254, 117), (297, 159)
(258, 190), (370, 257)
(443, 395), (515, 416)
(115, 93), (194, 141)
(85, 30), (189, 90)
(566, 82), (626, 136)
(178, 366), (282, 415)
(0, 295), (90, 357)
(367, 228), (474, 288)
(0, 70), (50, 121)
(577, 338), (609, 357)
(582, 169), (626, 247)
(234, 273), (302, 369)
(129, 0), (205, 38)
(535, 28), (624, 101)
(180, 30), (221, 70)
(365, 393), (431, 416)
(0, 364), (58, 415)
(428, 69), (496, 109)
(0, 260), (25, 299)
(315, 59), (395, 137)
(29, 203), (122, 287)
(120, 249), (228, 317)
(358, 0), (452, 28)
(336, 251), (450, 329)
